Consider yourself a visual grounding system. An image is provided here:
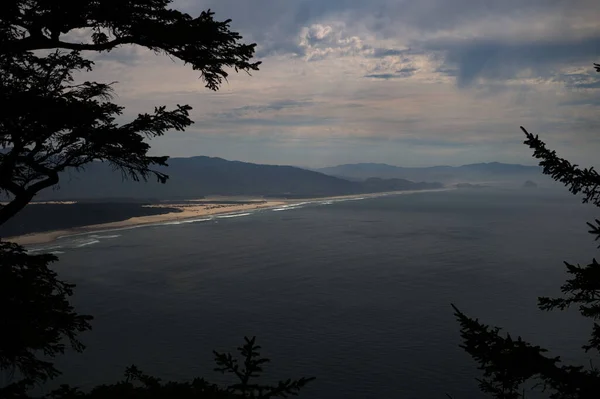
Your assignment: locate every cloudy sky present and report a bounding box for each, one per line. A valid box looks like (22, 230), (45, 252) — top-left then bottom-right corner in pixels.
(88, 0), (599, 167)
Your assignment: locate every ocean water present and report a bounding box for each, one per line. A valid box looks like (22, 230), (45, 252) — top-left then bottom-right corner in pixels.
(37, 188), (599, 398)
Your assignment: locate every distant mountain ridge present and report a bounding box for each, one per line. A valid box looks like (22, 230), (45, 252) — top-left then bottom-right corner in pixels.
(316, 162), (544, 185)
(36, 156), (442, 201)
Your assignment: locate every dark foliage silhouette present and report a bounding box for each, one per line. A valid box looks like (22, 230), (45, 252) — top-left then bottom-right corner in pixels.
(212, 337), (314, 398)
(0, 50), (192, 225)
(0, 0), (260, 225)
(4, 337), (313, 399)
(0, 1), (260, 90)
(452, 63), (600, 398)
(0, 1), (309, 397)
(0, 243), (92, 387)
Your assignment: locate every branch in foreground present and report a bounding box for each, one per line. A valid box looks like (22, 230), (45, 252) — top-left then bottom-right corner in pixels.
(521, 126), (600, 206)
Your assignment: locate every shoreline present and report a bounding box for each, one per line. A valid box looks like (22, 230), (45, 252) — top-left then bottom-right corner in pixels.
(7, 201), (285, 246)
(6, 188), (451, 246)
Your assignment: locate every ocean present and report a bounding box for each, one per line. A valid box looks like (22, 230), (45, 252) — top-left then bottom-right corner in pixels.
(34, 188), (599, 398)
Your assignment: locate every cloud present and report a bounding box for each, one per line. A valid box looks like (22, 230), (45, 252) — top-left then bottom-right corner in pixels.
(429, 35), (600, 87)
(296, 23), (369, 61)
(215, 100), (316, 118)
(365, 68), (418, 80)
(74, 0), (600, 167)
(368, 48), (421, 59)
(560, 72), (600, 90)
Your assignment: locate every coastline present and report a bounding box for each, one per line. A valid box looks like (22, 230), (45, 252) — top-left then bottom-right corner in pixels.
(7, 200), (285, 246)
(6, 188), (451, 246)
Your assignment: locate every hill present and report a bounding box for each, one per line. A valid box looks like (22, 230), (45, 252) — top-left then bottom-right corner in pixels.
(35, 156), (442, 201)
(317, 162), (544, 185)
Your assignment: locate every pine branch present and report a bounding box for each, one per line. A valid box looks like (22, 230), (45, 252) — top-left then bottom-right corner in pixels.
(521, 126), (600, 207)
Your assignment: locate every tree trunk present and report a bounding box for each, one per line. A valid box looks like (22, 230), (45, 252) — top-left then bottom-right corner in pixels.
(0, 193), (34, 229)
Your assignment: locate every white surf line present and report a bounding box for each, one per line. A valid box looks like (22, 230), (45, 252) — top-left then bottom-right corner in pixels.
(162, 217), (214, 226)
(55, 223), (160, 241)
(273, 188), (454, 211)
(88, 234), (122, 239)
(55, 209), (261, 241)
(34, 189), (456, 245)
(217, 212), (252, 219)
(74, 239), (100, 248)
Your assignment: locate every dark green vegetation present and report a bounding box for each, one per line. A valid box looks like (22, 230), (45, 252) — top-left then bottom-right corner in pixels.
(452, 63), (600, 399)
(0, 1), (312, 397)
(0, 0), (259, 225)
(1, 241), (92, 385)
(0, 203), (182, 237)
(30, 156), (443, 201)
(2, 0), (597, 397)
(39, 337), (313, 399)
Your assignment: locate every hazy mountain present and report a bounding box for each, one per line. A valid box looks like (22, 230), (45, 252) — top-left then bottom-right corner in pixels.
(35, 156), (442, 201)
(317, 162), (545, 185)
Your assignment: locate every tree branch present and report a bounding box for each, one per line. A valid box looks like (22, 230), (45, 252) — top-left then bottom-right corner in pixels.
(3, 36), (133, 53)
(522, 126), (600, 206)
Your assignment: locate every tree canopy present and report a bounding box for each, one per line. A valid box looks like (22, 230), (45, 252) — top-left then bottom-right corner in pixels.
(0, 1), (260, 90)
(0, 1), (266, 393)
(0, 50), (193, 224)
(452, 62), (600, 398)
(0, 242), (92, 385)
(0, 0), (261, 225)
(2, 336), (314, 399)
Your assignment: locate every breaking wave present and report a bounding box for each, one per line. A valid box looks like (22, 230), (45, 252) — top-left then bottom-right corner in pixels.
(75, 239), (100, 248)
(217, 213), (251, 219)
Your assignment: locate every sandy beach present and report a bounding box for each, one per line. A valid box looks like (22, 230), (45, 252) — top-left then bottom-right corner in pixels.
(6, 188), (452, 246)
(7, 200), (285, 246)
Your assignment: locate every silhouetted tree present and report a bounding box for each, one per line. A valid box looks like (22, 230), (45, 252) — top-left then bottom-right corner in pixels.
(452, 63), (600, 398)
(6, 337), (314, 399)
(0, 50), (191, 224)
(0, 0), (260, 393)
(211, 337), (314, 398)
(0, 243), (92, 392)
(0, 0), (260, 225)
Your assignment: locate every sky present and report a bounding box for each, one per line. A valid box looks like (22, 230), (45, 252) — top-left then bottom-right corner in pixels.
(86, 0), (600, 167)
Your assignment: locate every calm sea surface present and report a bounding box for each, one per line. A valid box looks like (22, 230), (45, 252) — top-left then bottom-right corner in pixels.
(36, 188), (599, 398)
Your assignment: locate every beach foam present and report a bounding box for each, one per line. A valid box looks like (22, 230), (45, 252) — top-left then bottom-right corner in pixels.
(75, 239), (100, 248)
(162, 218), (213, 226)
(217, 213), (251, 219)
(15, 190), (453, 250)
(89, 234), (122, 239)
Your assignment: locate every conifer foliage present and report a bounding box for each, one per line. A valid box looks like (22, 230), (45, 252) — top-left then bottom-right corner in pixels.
(453, 63), (600, 398)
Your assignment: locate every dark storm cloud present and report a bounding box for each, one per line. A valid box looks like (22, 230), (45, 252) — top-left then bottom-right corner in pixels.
(368, 0), (570, 31)
(365, 68), (417, 80)
(175, 0), (364, 57)
(128, 0), (600, 165)
(364, 73), (397, 80)
(176, 0), (600, 71)
(427, 36), (600, 87)
(182, 0), (583, 35)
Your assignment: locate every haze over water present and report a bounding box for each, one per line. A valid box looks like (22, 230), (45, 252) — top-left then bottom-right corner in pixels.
(46, 189), (597, 398)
